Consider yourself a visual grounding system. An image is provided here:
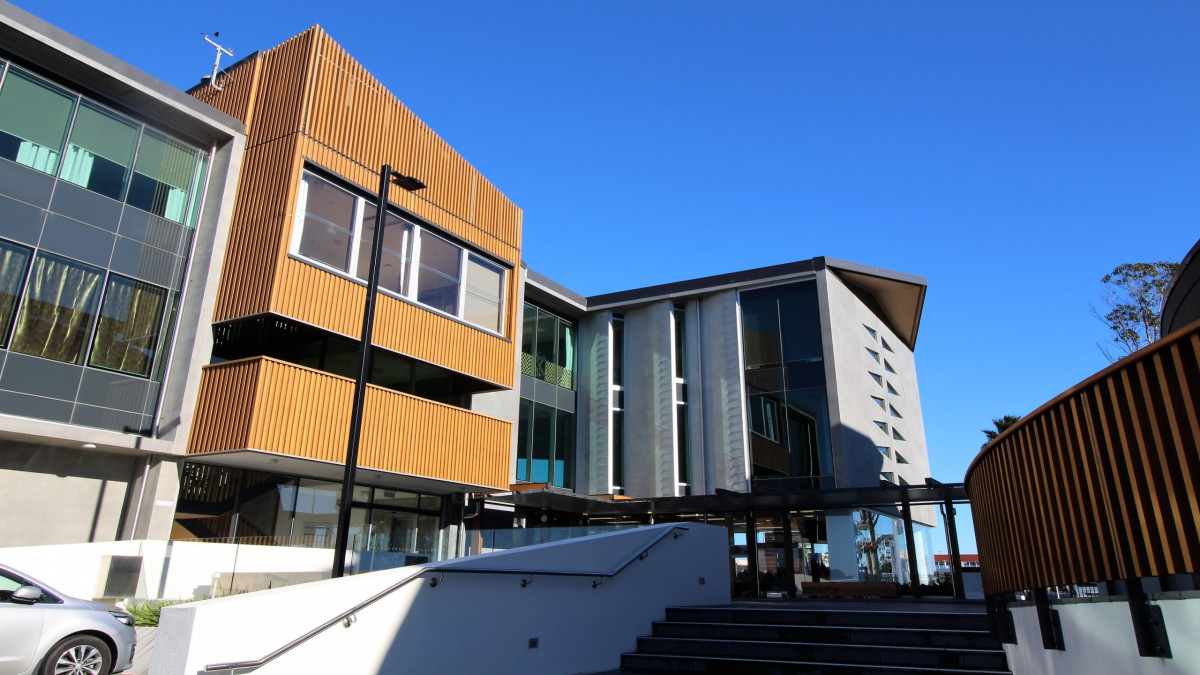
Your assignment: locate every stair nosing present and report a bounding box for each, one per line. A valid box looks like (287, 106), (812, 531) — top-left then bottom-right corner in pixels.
(624, 652), (1011, 674)
(638, 635), (1007, 654)
(654, 620), (994, 634)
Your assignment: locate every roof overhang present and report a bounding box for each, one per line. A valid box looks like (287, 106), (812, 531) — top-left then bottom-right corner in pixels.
(822, 258), (927, 350)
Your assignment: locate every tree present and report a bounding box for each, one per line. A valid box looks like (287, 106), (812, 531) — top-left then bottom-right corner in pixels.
(1092, 262), (1180, 362)
(981, 415), (1022, 447)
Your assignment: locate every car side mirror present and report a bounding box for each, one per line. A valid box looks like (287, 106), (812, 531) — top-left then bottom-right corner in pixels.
(10, 585), (42, 604)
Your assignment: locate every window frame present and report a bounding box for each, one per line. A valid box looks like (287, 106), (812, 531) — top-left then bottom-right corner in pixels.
(290, 169), (508, 336)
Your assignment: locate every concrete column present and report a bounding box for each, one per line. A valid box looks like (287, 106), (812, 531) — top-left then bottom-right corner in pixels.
(577, 311), (611, 494)
(697, 290), (750, 493)
(624, 301), (675, 498)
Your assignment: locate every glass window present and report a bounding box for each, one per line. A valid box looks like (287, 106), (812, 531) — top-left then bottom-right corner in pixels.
(60, 101), (139, 200)
(890, 405), (903, 418)
(373, 490), (420, 510)
(866, 348), (880, 363)
(864, 325), (877, 340)
(0, 68), (75, 174)
(877, 446), (891, 458)
(415, 231), (461, 315)
(10, 252), (104, 364)
(88, 276), (167, 377)
(896, 452), (909, 464)
(875, 421), (888, 433)
(556, 318), (575, 389)
(612, 409), (624, 489)
(296, 172), (358, 271)
(355, 207), (410, 295)
(555, 408), (575, 489)
(520, 304), (536, 378)
(126, 130), (200, 224)
(535, 307), (558, 384)
(870, 372), (883, 386)
(881, 337), (893, 352)
(173, 464), (239, 541)
(531, 401), (555, 483)
(236, 472), (297, 544)
(741, 291), (781, 369)
(675, 403), (689, 485)
(612, 314), (624, 387)
(887, 382), (899, 395)
(464, 254), (503, 333)
(674, 305), (686, 379)
(293, 478), (341, 548)
(892, 428), (906, 441)
(516, 397), (532, 481)
(871, 395), (885, 410)
(0, 240), (32, 346)
(884, 359), (897, 374)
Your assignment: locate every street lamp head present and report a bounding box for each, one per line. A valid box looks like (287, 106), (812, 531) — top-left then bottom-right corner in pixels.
(390, 172), (426, 192)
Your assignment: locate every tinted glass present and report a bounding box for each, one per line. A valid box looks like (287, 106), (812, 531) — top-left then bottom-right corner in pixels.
(612, 409), (624, 488)
(675, 403), (689, 483)
(516, 397), (532, 481)
(355, 207), (410, 294)
(0, 240), (32, 346)
(293, 479), (341, 548)
(126, 130), (198, 224)
(0, 68), (74, 174)
(534, 308), (558, 383)
(297, 173), (357, 271)
(173, 464), (239, 540)
(778, 282), (822, 365)
(554, 408), (574, 489)
(531, 401), (554, 483)
(611, 315), (624, 387)
(88, 275), (167, 377)
(556, 319), (575, 389)
(236, 472), (297, 543)
(520, 303), (536, 377)
(10, 252), (104, 364)
(415, 232), (460, 314)
(674, 306), (686, 378)
(373, 489), (420, 510)
(60, 101), (139, 200)
(740, 290), (781, 369)
(465, 254), (503, 333)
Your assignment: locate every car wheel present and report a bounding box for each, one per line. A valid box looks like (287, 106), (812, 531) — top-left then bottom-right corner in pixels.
(39, 635), (112, 675)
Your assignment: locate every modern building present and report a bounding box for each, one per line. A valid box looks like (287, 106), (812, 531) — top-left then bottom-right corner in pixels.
(0, 1), (245, 547)
(0, 7), (947, 601)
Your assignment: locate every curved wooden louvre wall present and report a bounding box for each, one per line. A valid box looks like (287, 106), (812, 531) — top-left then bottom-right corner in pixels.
(965, 319), (1200, 596)
(188, 357), (511, 490)
(191, 27), (520, 387)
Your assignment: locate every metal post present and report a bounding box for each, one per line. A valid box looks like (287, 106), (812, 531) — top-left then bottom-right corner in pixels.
(332, 165), (392, 578)
(944, 498), (965, 599)
(901, 495), (920, 598)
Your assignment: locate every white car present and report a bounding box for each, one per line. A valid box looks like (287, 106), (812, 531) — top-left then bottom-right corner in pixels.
(0, 563), (136, 675)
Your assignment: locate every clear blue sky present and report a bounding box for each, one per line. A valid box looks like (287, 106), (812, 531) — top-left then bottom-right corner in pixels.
(20, 1), (1198, 552)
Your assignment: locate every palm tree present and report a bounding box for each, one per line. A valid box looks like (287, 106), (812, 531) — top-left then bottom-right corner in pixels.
(981, 415), (1022, 447)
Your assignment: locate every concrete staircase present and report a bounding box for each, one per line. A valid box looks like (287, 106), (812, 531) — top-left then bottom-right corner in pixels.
(617, 602), (1012, 674)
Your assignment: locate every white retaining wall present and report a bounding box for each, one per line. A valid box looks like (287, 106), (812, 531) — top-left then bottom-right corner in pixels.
(152, 523), (730, 675)
(1007, 597), (1200, 675)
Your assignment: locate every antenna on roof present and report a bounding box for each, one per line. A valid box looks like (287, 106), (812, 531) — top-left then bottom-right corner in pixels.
(202, 32), (234, 91)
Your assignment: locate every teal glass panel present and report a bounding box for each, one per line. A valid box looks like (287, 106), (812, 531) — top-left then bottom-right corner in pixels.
(126, 130), (199, 224)
(60, 101), (139, 200)
(554, 408), (574, 489)
(0, 68), (75, 174)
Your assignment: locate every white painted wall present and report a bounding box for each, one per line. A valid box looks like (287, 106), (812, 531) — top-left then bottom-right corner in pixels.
(1006, 598), (1200, 675)
(151, 523), (730, 675)
(0, 539), (333, 601)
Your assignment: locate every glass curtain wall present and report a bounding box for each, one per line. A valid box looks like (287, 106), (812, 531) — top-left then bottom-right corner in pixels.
(520, 303), (576, 389)
(0, 63), (208, 225)
(740, 281), (834, 487)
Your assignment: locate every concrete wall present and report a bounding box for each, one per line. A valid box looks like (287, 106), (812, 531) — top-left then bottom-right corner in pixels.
(152, 523), (730, 675)
(822, 270), (935, 525)
(1006, 598), (1200, 675)
(0, 443), (138, 545)
(624, 302), (678, 498)
(576, 311), (612, 494)
(696, 290), (750, 494)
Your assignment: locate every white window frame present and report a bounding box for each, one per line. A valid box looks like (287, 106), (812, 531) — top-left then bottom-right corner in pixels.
(291, 169), (508, 335)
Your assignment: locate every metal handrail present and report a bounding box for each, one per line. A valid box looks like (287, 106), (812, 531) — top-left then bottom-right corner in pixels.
(204, 525), (689, 673)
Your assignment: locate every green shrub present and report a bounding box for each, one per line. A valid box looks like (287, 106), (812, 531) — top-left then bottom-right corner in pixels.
(124, 588), (249, 627)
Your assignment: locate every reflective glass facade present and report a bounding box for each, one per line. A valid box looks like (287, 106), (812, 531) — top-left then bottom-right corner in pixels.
(740, 281), (834, 486)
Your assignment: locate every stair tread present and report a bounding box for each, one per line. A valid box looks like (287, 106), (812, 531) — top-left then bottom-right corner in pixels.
(640, 636), (1004, 653)
(656, 620), (994, 634)
(625, 653), (1011, 674)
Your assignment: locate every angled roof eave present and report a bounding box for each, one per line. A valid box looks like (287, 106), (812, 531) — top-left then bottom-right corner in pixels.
(821, 257), (927, 350)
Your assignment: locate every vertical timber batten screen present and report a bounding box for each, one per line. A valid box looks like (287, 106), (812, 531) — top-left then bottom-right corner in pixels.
(965, 320), (1200, 596)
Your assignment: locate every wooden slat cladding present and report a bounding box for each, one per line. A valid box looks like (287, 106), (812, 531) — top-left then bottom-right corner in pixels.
(187, 357), (510, 489)
(304, 33), (521, 253)
(193, 26), (520, 385)
(965, 320), (1200, 596)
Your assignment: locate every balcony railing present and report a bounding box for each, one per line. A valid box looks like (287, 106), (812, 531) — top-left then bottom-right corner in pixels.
(188, 356), (511, 489)
(965, 319), (1200, 596)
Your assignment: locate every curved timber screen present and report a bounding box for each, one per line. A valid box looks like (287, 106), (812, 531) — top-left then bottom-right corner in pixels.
(965, 319), (1200, 597)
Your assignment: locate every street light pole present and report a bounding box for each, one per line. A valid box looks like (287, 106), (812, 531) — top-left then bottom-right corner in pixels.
(332, 164), (424, 578)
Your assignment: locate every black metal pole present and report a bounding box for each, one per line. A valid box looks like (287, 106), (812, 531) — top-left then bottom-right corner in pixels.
(332, 164), (392, 578)
(944, 498), (965, 599)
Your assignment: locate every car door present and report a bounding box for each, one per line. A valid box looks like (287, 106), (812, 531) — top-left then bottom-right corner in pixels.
(0, 570), (45, 675)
